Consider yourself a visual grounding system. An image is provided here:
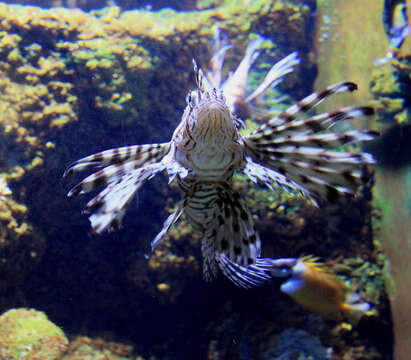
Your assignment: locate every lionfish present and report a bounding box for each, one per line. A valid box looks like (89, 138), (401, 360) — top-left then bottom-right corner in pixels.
(64, 30), (377, 288)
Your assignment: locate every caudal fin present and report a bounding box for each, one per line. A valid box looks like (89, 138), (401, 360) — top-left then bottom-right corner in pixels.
(345, 301), (371, 326)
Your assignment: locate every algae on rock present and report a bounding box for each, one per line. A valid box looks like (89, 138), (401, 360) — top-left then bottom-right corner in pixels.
(0, 308), (68, 360)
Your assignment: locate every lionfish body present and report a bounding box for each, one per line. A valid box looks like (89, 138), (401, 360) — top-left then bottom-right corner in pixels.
(65, 31), (377, 287)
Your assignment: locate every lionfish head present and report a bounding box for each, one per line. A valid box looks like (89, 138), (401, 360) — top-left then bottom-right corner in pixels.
(179, 60), (240, 148)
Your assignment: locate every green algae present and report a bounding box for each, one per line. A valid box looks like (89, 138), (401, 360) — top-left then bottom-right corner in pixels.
(370, 54), (411, 129)
(0, 308), (68, 360)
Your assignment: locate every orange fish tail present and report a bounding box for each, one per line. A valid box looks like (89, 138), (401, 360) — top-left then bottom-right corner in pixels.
(343, 302), (371, 325)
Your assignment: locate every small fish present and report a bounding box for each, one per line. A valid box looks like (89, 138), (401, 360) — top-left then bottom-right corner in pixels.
(375, 0), (410, 65)
(0, 176), (12, 198)
(266, 256), (370, 325)
(64, 33), (377, 288)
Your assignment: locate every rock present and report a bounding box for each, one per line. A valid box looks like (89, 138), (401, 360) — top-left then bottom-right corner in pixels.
(0, 308), (68, 360)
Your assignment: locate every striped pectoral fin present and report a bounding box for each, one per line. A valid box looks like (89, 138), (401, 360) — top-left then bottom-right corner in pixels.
(246, 147), (376, 204)
(268, 82), (360, 126)
(64, 142), (170, 177)
(67, 159), (142, 197)
(247, 106), (375, 141)
(81, 162), (167, 234)
(247, 83), (371, 142)
(244, 96), (378, 203)
(87, 175), (139, 234)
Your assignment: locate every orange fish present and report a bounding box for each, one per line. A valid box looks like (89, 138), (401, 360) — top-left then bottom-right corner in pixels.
(267, 256), (370, 325)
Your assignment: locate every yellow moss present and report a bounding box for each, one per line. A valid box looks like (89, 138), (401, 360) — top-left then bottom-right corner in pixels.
(0, 32), (21, 49)
(7, 219), (18, 229)
(374, 97), (404, 114)
(395, 109), (409, 125)
(99, 58), (112, 68)
(148, 259), (160, 270)
(9, 201), (27, 214)
(157, 283), (170, 292)
(0, 308), (68, 360)
(17, 56), (65, 77)
(43, 101), (72, 116)
(9, 167), (25, 180)
(24, 74), (40, 84)
(24, 135), (38, 147)
(0, 209), (11, 221)
(52, 115), (74, 128)
(7, 48), (21, 62)
(14, 222), (29, 236)
(85, 58), (99, 69)
(25, 156), (43, 170)
(45, 141), (55, 149)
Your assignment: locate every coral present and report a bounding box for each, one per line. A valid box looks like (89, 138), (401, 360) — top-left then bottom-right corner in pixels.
(61, 336), (137, 360)
(0, 0), (315, 176)
(1, 0), (198, 12)
(370, 53), (411, 130)
(127, 243), (201, 304)
(265, 328), (332, 360)
(0, 308), (68, 360)
(333, 256), (386, 315)
(0, 190), (45, 293)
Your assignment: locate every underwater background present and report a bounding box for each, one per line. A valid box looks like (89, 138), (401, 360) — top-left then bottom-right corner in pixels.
(0, 0), (409, 359)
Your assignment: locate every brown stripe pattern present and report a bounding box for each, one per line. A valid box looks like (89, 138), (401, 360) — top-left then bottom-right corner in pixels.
(244, 84), (377, 204)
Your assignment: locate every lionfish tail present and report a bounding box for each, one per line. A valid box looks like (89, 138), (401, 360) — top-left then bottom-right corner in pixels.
(197, 183), (267, 286)
(244, 82), (378, 203)
(65, 143), (171, 233)
(216, 254), (272, 289)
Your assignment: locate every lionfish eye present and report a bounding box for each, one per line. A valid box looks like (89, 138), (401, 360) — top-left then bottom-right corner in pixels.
(276, 264), (291, 271)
